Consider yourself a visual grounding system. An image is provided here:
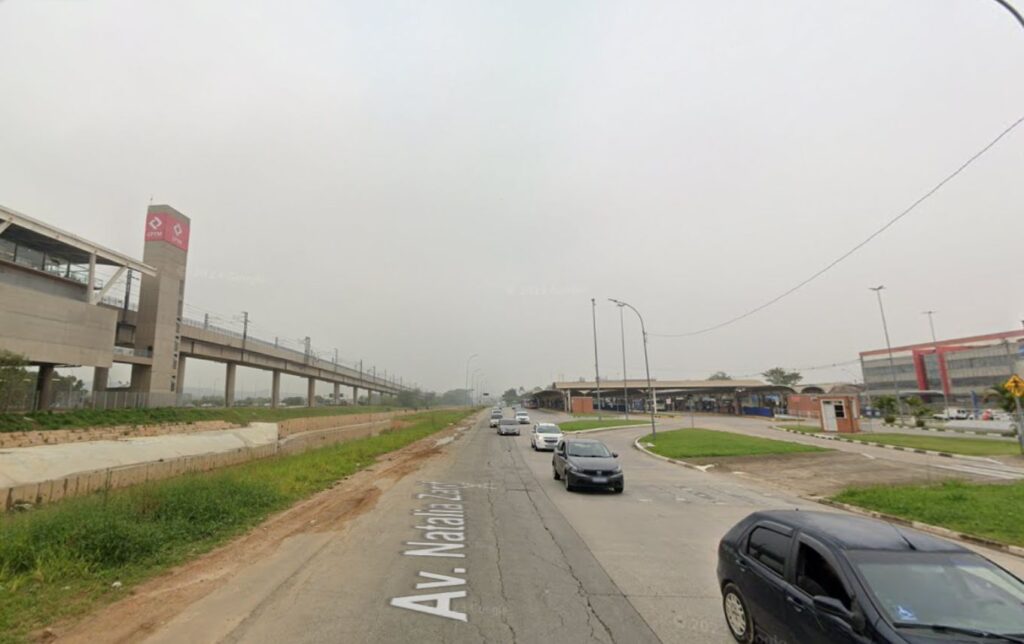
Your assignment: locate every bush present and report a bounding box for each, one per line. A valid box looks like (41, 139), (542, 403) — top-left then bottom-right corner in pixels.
(884, 415), (896, 425)
(915, 419), (925, 428)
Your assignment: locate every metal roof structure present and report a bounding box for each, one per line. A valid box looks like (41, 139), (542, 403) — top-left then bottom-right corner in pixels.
(552, 379), (780, 391)
(0, 204), (156, 276)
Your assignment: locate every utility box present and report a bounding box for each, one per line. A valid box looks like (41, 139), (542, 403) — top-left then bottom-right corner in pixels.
(818, 396), (860, 433)
(570, 397), (594, 414)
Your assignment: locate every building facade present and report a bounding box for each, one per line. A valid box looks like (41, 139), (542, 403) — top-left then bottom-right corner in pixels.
(860, 329), (1024, 405)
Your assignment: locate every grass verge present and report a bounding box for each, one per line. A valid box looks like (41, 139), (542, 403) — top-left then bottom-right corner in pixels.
(778, 424), (822, 434)
(845, 433), (1020, 456)
(0, 405), (400, 433)
(560, 419), (641, 432)
(640, 428), (828, 459)
(0, 409), (472, 643)
(833, 480), (1024, 547)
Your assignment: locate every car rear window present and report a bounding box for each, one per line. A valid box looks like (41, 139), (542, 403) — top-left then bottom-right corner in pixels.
(748, 527), (789, 577)
(499, 419), (516, 425)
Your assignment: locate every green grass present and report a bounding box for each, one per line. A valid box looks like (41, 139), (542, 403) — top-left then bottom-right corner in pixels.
(560, 419), (642, 432)
(0, 405), (398, 433)
(0, 409), (472, 643)
(834, 480), (1024, 547)
(778, 424), (822, 434)
(845, 433), (1020, 456)
(641, 428), (828, 459)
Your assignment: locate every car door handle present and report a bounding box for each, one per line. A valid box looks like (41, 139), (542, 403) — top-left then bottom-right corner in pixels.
(786, 595), (804, 612)
(734, 558), (748, 573)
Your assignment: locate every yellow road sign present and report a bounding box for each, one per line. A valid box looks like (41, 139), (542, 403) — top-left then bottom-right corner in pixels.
(1007, 374), (1024, 398)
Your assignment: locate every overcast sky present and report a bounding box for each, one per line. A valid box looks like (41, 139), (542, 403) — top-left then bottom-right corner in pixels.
(2, 0), (1022, 396)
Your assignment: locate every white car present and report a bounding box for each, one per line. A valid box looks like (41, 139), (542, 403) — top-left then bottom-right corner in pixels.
(531, 423), (562, 451)
(515, 411), (530, 424)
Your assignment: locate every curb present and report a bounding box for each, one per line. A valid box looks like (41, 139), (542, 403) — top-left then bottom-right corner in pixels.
(769, 426), (1007, 465)
(814, 498), (1024, 560)
(632, 437), (714, 472)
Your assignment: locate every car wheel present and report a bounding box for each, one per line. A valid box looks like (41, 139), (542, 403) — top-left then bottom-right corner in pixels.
(614, 485), (624, 494)
(553, 466), (560, 481)
(722, 583), (754, 644)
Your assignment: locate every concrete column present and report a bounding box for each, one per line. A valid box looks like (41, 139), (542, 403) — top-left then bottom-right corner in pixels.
(271, 370), (281, 408)
(175, 356), (186, 402)
(93, 367), (109, 392)
(333, 383), (340, 406)
(35, 364), (55, 411)
(307, 377), (316, 407)
(352, 386), (359, 405)
(225, 363), (236, 408)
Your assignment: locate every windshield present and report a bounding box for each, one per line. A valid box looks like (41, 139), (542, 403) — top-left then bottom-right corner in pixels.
(567, 442), (612, 458)
(536, 425), (561, 434)
(850, 551), (1024, 635)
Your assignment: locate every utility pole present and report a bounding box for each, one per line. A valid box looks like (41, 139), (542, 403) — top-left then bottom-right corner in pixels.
(619, 304), (628, 419)
(923, 310), (950, 412)
(241, 311), (249, 361)
(591, 298), (602, 420)
(870, 286), (903, 420)
(465, 354), (478, 407)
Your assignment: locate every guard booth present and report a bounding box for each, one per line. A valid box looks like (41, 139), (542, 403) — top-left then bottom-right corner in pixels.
(819, 395), (860, 433)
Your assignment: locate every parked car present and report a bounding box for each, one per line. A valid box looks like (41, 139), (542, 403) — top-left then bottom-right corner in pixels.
(552, 438), (623, 493)
(515, 410), (530, 424)
(932, 407), (970, 421)
(717, 510), (1024, 644)
(489, 411), (502, 428)
(530, 423), (562, 451)
(497, 418), (520, 436)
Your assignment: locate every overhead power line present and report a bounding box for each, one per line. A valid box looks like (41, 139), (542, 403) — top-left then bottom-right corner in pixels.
(651, 112), (1024, 338)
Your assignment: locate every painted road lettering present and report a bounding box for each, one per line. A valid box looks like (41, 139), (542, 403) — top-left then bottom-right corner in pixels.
(390, 482), (470, 622)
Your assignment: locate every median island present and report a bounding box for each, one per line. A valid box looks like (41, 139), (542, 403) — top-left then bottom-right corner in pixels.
(640, 427), (828, 459)
(834, 480), (1024, 548)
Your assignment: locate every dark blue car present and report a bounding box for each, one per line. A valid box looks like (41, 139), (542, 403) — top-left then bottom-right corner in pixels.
(717, 510), (1024, 643)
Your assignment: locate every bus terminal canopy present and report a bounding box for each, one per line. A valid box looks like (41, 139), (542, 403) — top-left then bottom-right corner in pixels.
(551, 379), (792, 396)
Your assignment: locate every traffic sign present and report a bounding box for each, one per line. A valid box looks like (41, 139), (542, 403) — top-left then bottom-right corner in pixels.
(1006, 374), (1024, 398)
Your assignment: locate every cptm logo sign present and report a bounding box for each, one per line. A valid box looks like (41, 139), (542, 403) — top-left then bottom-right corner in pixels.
(145, 212), (190, 251)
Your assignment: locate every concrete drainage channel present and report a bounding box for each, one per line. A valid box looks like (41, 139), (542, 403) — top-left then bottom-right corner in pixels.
(1, 415), (405, 511)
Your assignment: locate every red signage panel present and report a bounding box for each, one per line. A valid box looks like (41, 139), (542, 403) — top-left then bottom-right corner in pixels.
(145, 211), (190, 251)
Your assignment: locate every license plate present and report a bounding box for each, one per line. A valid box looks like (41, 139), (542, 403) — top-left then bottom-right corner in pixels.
(592, 477), (608, 484)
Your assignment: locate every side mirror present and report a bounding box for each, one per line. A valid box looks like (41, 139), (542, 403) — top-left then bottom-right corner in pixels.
(813, 596), (866, 633)
(612, 452), (619, 458)
(812, 596), (850, 621)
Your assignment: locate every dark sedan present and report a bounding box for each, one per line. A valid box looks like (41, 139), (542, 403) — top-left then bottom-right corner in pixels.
(552, 438), (624, 493)
(717, 510), (1024, 644)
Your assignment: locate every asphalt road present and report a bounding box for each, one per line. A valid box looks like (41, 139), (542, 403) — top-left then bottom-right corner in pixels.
(140, 409), (1024, 644)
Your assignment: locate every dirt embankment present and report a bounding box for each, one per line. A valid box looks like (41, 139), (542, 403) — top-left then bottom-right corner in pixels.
(46, 417), (472, 644)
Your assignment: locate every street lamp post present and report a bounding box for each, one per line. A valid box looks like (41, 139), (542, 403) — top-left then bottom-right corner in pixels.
(464, 354), (478, 407)
(870, 286), (903, 420)
(609, 298), (656, 438)
(923, 310), (950, 412)
(591, 298), (602, 420)
(618, 304), (629, 420)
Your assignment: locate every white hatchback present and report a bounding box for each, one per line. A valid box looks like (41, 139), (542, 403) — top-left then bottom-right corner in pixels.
(531, 423), (562, 451)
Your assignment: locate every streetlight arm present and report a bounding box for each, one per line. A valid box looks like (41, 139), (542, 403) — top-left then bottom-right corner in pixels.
(993, 0), (1024, 30)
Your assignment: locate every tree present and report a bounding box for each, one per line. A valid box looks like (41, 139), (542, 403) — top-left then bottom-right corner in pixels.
(905, 396), (929, 427)
(708, 371), (732, 380)
(0, 350), (33, 411)
(984, 381), (1019, 414)
(875, 395), (898, 424)
(761, 367), (803, 387)
(281, 396), (305, 406)
(502, 388), (519, 405)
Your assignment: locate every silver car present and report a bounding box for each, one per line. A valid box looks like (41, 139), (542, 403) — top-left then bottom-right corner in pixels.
(531, 423), (562, 451)
(497, 418), (520, 436)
